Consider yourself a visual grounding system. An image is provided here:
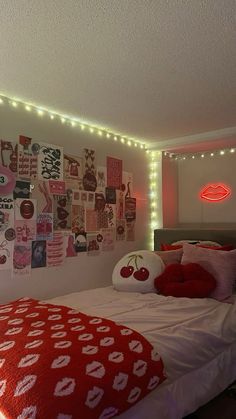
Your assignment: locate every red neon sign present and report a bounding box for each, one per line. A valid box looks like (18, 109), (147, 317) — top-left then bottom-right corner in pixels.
(200, 183), (231, 202)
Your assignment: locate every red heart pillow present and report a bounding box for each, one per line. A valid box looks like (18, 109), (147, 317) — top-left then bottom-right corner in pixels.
(155, 263), (216, 298)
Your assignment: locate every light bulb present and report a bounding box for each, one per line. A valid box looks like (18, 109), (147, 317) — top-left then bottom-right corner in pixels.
(25, 105), (31, 111)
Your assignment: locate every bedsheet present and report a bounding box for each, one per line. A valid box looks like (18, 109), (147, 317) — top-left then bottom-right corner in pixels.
(47, 287), (236, 418)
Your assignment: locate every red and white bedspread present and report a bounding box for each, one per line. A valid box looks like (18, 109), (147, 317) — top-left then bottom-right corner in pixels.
(0, 298), (165, 419)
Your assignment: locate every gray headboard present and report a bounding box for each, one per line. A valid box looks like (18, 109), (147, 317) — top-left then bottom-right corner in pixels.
(154, 228), (236, 250)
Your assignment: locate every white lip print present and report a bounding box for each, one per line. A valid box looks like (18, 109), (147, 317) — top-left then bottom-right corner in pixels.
(147, 376), (160, 390)
(0, 316), (9, 321)
(27, 330), (44, 337)
(85, 386), (104, 408)
(129, 340), (143, 353)
(67, 318), (81, 324)
(8, 318), (23, 325)
(82, 345), (98, 355)
(48, 307), (61, 312)
(0, 341), (15, 351)
(15, 308), (28, 314)
(86, 361), (105, 378)
(100, 337), (114, 347)
(108, 352), (124, 363)
(78, 333), (93, 341)
(70, 325), (85, 332)
(31, 321), (45, 328)
(89, 318), (102, 324)
(0, 359), (5, 368)
(17, 405), (37, 419)
(0, 307), (12, 313)
(26, 313), (39, 318)
(51, 355), (71, 369)
(133, 360), (147, 377)
(151, 348), (160, 362)
(96, 326), (110, 333)
(51, 332), (67, 338)
(14, 375), (37, 397)
(48, 314), (62, 321)
(5, 327), (23, 335)
(54, 377), (76, 397)
(50, 324), (65, 330)
(127, 387), (141, 403)
(99, 407), (119, 419)
(67, 309), (80, 315)
(25, 340), (43, 349)
(57, 414), (72, 419)
(18, 354), (40, 368)
(0, 380), (6, 396)
(54, 341), (72, 349)
(112, 372), (128, 391)
(120, 329), (133, 336)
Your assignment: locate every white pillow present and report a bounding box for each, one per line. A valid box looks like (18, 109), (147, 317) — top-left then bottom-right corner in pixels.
(112, 250), (164, 293)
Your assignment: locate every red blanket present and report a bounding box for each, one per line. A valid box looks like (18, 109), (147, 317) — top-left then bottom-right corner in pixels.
(0, 298), (166, 418)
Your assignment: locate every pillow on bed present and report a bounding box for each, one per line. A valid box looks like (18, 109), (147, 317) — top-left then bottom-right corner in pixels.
(155, 248), (183, 265)
(161, 243), (233, 251)
(181, 243), (236, 301)
(112, 250), (165, 293)
(155, 263), (216, 298)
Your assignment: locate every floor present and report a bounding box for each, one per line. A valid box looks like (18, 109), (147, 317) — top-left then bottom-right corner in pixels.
(185, 383), (236, 419)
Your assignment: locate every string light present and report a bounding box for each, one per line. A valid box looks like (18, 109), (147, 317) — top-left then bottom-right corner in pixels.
(0, 93), (146, 150)
(163, 147), (236, 160)
(148, 150), (162, 250)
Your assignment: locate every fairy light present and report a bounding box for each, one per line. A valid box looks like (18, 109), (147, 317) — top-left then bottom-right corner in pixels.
(220, 150), (225, 155)
(165, 147), (236, 160)
(210, 152), (214, 157)
(147, 150), (162, 250)
(230, 148), (235, 153)
(201, 154), (204, 158)
(0, 93), (148, 149)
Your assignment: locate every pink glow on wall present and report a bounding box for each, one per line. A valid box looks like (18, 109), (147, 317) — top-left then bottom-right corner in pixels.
(200, 183), (231, 202)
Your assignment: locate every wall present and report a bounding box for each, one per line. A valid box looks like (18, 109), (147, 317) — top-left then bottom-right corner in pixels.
(178, 152), (236, 226)
(0, 103), (149, 303)
(162, 154), (178, 227)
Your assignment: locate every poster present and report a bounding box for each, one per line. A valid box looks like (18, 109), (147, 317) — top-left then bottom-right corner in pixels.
(71, 205), (85, 234)
(125, 197), (136, 222)
(31, 240), (46, 268)
(53, 195), (71, 230)
(15, 198), (37, 221)
(38, 143), (63, 181)
(101, 228), (115, 251)
(107, 156), (122, 189)
(0, 195), (14, 232)
(0, 140), (18, 173)
(95, 192), (106, 211)
(116, 190), (124, 219)
(122, 172), (133, 197)
(74, 232), (87, 253)
(65, 233), (77, 257)
(85, 209), (97, 232)
(96, 166), (107, 192)
(64, 154), (83, 181)
(126, 221), (135, 241)
(87, 233), (100, 256)
(13, 243), (31, 277)
(116, 219), (126, 241)
(36, 213), (53, 241)
(105, 187), (116, 204)
(97, 211), (108, 229)
(0, 233), (13, 270)
(15, 220), (36, 243)
(104, 204), (116, 228)
(31, 181), (53, 214)
(83, 149), (97, 191)
(18, 135), (37, 179)
(49, 180), (66, 195)
(13, 180), (30, 200)
(47, 232), (65, 267)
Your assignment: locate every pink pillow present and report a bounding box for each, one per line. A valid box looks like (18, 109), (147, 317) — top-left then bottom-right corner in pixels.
(181, 243), (236, 302)
(155, 248), (183, 266)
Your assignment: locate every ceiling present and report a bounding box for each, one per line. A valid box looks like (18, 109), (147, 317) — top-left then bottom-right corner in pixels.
(0, 0), (236, 148)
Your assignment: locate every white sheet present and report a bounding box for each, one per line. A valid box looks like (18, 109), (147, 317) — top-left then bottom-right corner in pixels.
(47, 287), (236, 419)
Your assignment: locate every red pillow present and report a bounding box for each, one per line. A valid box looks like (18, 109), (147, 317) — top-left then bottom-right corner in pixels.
(155, 263), (216, 298)
(161, 243), (233, 251)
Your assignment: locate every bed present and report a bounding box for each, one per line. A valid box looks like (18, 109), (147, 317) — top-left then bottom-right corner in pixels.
(0, 228), (236, 419)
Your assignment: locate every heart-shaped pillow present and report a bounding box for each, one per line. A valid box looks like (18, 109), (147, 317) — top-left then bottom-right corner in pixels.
(155, 263), (216, 298)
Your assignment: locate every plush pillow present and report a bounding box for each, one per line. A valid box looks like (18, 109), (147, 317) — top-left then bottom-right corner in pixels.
(181, 243), (236, 301)
(155, 263), (216, 298)
(155, 248), (183, 266)
(112, 250), (165, 293)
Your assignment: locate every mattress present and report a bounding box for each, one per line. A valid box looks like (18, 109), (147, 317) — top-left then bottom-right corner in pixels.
(47, 287), (236, 419)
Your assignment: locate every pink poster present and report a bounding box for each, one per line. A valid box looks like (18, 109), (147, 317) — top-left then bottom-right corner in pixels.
(13, 243), (31, 277)
(64, 154), (83, 181)
(0, 140), (18, 173)
(85, 209), (97, 232)
(87, 233), (100, 256)
(101, 228), (115, 251)
(47, 232), (65, 267)
(71, 205), (85, 234)
(0, 195), (14, 233)
(49, 180), (66, 195)
(36, 213), (53, 241)
(65, 233), (77, 258)
(104, 204), (116, 228)
(0, 233), (13, 270)
(15, 220), (36, 243)
(53, 195), (71, 230)
(107, 156), (122, 189)
(18, 135), (37, 179)
(31, 181), (53, 214)
(38, 143), (64, 181)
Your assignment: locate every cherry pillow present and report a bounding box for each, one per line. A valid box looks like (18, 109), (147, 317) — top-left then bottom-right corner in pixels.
(155, 263), (216, 298)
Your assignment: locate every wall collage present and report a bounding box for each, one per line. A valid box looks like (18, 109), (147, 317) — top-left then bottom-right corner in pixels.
(0, 136), (136, 277)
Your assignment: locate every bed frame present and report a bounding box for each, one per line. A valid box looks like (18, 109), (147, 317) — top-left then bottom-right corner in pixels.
(154, 228), (236, 250)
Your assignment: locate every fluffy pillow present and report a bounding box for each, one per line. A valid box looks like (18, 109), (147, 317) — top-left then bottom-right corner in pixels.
(155, 263), (216, 298)
(112, 250), (164, 293)
(155, 248), (183, 266)
(181, 243), (236, 301)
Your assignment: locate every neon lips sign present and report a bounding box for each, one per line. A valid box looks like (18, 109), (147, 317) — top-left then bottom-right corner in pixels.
(200, 183), (231, 202)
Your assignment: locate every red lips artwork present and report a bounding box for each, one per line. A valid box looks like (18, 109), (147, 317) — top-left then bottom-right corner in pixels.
(200, 183), (231, 202)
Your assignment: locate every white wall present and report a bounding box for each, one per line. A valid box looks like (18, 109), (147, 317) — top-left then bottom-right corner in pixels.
(0, 104), (149, 303)
(162, 154), (178, 227)
(178, 153), (236, 225)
